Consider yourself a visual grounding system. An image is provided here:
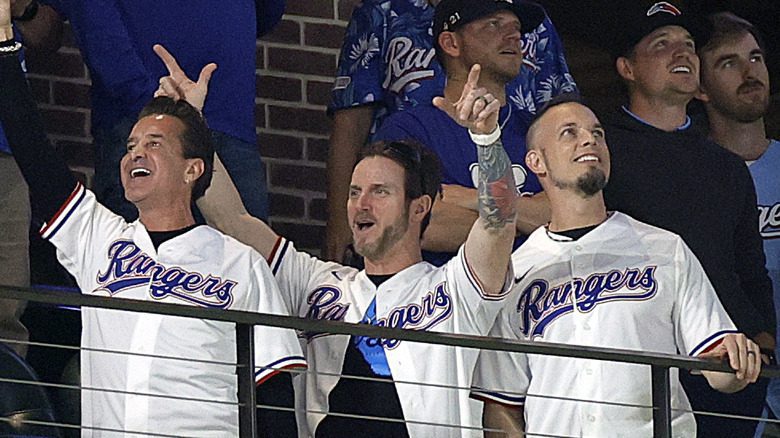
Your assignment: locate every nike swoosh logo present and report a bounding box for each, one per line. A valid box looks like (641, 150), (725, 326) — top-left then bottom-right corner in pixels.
(331, 271), (342, 281)
(514, 267), (534, 285)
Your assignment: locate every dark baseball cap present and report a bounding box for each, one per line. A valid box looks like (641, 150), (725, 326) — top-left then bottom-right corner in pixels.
(433, 0), (545, 38)
(609, 1), (695, 58)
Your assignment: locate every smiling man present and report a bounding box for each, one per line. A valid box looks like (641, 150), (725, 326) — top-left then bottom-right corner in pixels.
(600, 2), (775, 435)
(184, 60), (519, 435)
(472, 95), (763, 438)
(0, 12), (305, 434)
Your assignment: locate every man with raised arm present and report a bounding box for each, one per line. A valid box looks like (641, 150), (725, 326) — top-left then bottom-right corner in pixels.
(472, 95), (763, 438)
(0, 6), (304, 434)
(156, 45), (519, 436)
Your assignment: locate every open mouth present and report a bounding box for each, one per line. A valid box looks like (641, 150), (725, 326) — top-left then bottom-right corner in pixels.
(670, 65), (692, 74)
(130, 168), (152, 178)
(574, 155), (599, 163)
(356, 221), (375, 231)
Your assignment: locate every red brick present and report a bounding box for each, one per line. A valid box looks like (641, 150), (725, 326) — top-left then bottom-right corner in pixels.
(268, 106), (332, 135)
(257, 75), (302, 101)
(308, 197), (328, 222)
(286, 0), (333, 19)
(255, 45), (266, 70)
(267, 48), (336, 77)
(304, 23), (347, 50)
(61, 22), (78, 49)
(306, 137), (329, 163)
(41, 109), (87, 137)
(27, 50), (86, 79)
(306, 80), (333, 106)
(268, 162), (326, 191)
(338, 0), (362, 21)
(268, 193), (305, 218)
(259, 133), (304, 160)
(262, 19), (300, 45)
(55, 139), (94, 168)
(269, 221), (325, 251)
(53, 81), (91, 108)
(28, 78), (51, 104)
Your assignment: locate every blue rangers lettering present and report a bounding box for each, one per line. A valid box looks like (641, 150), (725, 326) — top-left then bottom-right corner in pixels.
(517, 266), (658, 338)
(96, 240), (236, 308)
(758, 203), (780, 238)
(364, 282), (453, 349)
(302, 286), (350, 340)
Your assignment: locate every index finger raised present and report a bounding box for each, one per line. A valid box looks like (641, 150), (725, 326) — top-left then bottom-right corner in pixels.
(464, 64), (482, 91)
(153, 44), (185, 76)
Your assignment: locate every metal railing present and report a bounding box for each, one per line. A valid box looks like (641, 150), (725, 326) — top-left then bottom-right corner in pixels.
(1, 283), (778, 437)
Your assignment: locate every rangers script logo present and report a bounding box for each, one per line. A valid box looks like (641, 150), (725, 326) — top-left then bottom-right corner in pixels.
(96, 240), (236, 308)
(303, 282), (453, 347)
(383, 36), (436, 94)
(517, 266), (658, 338)
(759, 202), (780, 238)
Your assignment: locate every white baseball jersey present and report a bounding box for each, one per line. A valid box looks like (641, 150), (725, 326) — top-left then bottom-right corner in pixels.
(472, 212), (737, 438)
(43, 183), (306, 437)
(268, 237), (512, 437)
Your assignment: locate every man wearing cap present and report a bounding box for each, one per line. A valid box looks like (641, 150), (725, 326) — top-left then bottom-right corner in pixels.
(602, 2), (774, 435)
(373, 0), (567, 267)
(324, 0), (575, 265)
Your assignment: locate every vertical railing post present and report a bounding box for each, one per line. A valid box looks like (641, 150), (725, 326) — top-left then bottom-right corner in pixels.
(236, 323), (257, 438)
(651, 365), (672, 438)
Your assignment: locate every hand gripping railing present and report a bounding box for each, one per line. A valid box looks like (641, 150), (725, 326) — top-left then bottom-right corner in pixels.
(1, 283), (778, 437)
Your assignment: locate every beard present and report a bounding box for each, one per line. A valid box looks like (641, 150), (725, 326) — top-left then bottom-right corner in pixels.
(712, 80), (770, 123)
(550, 167), (608, 198)
(353, 207), (410, 261)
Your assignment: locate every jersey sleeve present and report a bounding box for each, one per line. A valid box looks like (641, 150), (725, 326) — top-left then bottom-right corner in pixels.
(471, 306), (531, 406)
(328, 0), (386, 113)
(250, 257), (307, 384)
(373, 109), (432, 145)
(443, 245), (513, 335)
(267, 237), (342, 316)
(44, 184), (128, 289)
(672, 237), (739, 356)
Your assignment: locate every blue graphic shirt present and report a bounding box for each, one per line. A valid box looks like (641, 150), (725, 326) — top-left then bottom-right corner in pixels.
(329, 0), (577, 135)
(375, 103), (542, 266)
(755, 140), (780, 417)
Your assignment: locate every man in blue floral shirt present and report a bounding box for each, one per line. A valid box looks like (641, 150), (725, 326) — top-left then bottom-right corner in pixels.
(324, 0), (576, 262)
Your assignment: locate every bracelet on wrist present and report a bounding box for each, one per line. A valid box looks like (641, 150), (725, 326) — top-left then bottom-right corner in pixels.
(469, 126), (501, 146)
(14, 0), (40, 22)
(0, 40), (22, 55)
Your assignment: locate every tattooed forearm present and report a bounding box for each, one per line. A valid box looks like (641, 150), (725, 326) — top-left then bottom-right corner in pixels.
(477, 139), (517, 229)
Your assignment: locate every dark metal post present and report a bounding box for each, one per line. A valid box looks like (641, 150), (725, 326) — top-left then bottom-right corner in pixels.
(651, 365), (672, 438)
(236, 323), (257, 438)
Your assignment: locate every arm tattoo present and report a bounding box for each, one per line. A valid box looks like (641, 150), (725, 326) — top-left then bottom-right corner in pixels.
(477, 139), (518, 229)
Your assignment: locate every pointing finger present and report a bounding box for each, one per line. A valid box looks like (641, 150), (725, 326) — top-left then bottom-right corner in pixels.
(153, 44), (185, 77)
(465, 64), (482, 91)
(197, 63), (218, 87)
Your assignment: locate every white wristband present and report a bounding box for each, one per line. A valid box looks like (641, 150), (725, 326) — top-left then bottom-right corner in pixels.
(469, 126), (501, 146)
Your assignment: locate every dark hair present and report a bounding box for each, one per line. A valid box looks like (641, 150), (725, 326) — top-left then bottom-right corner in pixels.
(137, 97), (215, 201)
(526, 92), (585, 149)
(357, 140), (442, 235)
(698, 12), (766, 57)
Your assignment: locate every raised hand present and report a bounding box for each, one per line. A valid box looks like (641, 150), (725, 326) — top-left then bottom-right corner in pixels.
(433, 64), (500, 136)
(153, 44), (217, 112)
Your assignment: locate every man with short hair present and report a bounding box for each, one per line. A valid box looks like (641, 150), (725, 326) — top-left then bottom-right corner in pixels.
(324, 0), (575, 264)
(696, 11), (780, 433)
(601, 2), (775, 435)
(374, 0), (559, 267)
(0, 20), (304, 435)
(164, 53), (521, 435)
(473, 95), (763, 438)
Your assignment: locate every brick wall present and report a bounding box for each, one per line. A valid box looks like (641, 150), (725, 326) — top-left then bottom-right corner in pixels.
(25, 0), (361, 255)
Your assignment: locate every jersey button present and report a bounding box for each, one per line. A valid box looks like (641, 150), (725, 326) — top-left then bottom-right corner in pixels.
(585, 369), (593, 375)
(575, 245), (583, 251)
(587, 415), (596, 422)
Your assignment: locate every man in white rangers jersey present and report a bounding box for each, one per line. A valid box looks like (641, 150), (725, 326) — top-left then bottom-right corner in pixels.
(472, 96), (763, 437)
(0, 32), (305, 437)
(179, 60), (519, 435)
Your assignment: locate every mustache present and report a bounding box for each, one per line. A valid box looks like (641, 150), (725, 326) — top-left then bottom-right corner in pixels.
(737, 79), (765, 94)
